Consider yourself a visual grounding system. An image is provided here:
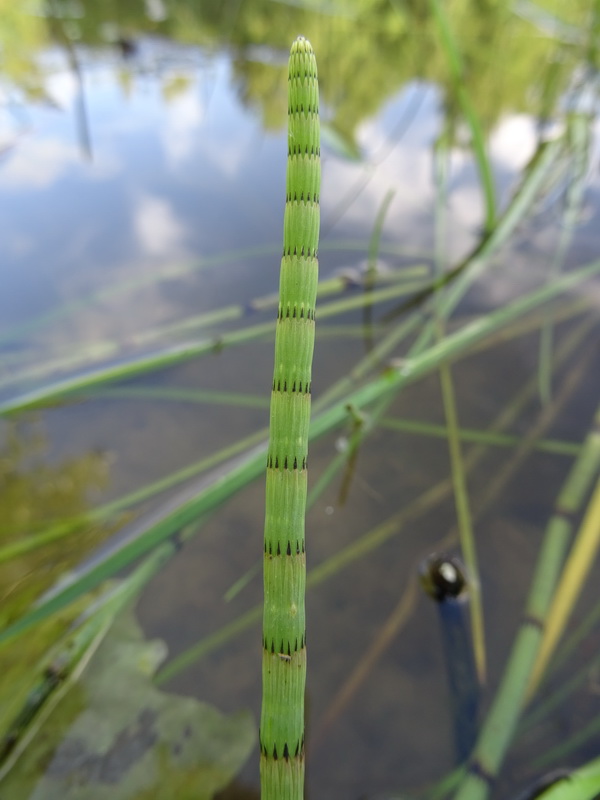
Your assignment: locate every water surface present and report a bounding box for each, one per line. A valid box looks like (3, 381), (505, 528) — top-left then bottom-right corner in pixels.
(1, 2), (600, 798)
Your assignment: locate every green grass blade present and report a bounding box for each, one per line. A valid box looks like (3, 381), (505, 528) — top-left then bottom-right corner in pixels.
(428, 0), (496, 231)
(2, 259), (597, 648)
(155, 313), (595, 686)
(453, 404), (600, 800)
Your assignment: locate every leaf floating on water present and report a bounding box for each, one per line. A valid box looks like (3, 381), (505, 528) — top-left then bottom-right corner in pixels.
(0, 609), (256, 800)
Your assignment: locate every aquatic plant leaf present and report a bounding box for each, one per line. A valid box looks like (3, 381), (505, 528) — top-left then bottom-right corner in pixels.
(0, 609), (256, 800)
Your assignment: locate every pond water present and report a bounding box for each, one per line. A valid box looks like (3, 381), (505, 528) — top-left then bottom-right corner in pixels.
(1, 2), (600, 799)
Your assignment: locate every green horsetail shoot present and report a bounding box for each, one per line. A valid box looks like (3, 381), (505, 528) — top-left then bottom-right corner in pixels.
(260, 36), (320, 800)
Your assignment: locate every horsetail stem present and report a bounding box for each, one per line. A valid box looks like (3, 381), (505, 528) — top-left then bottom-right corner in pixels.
(259, 36), (319, 799)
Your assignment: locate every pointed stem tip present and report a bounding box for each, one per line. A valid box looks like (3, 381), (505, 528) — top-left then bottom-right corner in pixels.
(292, 35), (314, 54)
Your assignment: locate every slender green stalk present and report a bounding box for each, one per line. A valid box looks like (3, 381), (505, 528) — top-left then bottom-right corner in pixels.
(2, 262), (597, 648)
(0, 277), (426, 419)
(529, 476), (600, 691)
(380, 418), (580, 457)
(428, 0), (496, 231)
(0, 539), (174, 778)
(537, 590), (600, 683)
(409, 137), (566, 358)
(0, 428), (268, 565)
(98, 386), (270, 409)
(260, 37), (319, 800)
(532, 718), (600, 773)
(453, 404), (600, 800)
(155, 312), (596, 687)
(363, 189), (396, 350)
(0, 239), (426, 358)
(520, 645), (600, 736)
(538, 112), (590, 402)
(433, 134), (485, 685)
(1, 136), (566, 420)
(316, 134), (566, 413)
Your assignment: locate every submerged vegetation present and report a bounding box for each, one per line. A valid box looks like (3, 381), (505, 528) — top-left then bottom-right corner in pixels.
(1, 1), (600, 798)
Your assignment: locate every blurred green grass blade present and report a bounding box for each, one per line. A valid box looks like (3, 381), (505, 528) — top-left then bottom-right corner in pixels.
(318, 134), (566, 411)
(429, 0), (496, 231)
(438, 363), (486, 683)
(538, 112), (591, 403)
(2, 259), (598, 647)
(433, 133), (486, 685)
(533, 752), (600, 793)
(453, 404), (600, 800)
(0, 277), (427, 418)
(380, 418), (580, 456)
(541, 590), (600, 679)
(3, 134), (564, 421)
(0, 243), (281, 347)
(412, 137), (566, 359)
(97, 386), (270, 409)
(156, 314), (596, 686)
(0, 244), (427, 389)
(0, 324), (274, 417)
(529, 476), (600, 691)
(0, 539), (174, 777)
(520, 641), (600, 735)
(0, 444), (268, 647)
(0, 428), (269, 565)
(363, 189), (396, 351)
(321, 121), (362, 161)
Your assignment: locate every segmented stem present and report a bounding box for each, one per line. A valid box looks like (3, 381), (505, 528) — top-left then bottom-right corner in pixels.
(260, 36), (320, 800)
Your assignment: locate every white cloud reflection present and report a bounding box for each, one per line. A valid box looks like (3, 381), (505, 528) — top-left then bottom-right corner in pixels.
(162, 88), (204, 167)
(133, 192), (186, 256)
(490, 114), (538, 171)
(1, 137), (78, 188)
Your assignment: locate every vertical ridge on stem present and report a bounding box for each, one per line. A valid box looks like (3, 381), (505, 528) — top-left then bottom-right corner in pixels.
(260, 36), (320, 800)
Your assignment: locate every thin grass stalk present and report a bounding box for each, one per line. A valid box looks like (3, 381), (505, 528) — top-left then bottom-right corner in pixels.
(311, 576), (419, 750)
(380, 418), (580, 457)
(316, 135), (566, 413)
(529, 476), (600, 692)
(520, 646), (600, 735)
(136, 269), (424, 346)
(538, 591), (600, 681)
(0, 428), (269, 565)
(154, 313), (596, 685)
(538, 112), (590, 403)
(1, 135), (566, 419)
(363, 189), (396, 351)
(433, 133), (486, 684)
(0, 239), (427, 357)
(466, 298), (593, 358)
(315, 325), (597, 768)
(429, 0), (496, 231)
(0, 243), (283, 348)
(453, 404), (600, 800)
(0, 267), (420, 390)
(462, 332), (599, 538)
(532, 719), (600, 772)
(0, 538), (175, 778)
(2, 262), (597, 648)
(0, 268), (600, 644)
(98, 386), (270, 409)
(259, 37), (320, 799)
(410, 137), (566, 358)
(0, 322), (275, 417)
(0, 277), (427, 418)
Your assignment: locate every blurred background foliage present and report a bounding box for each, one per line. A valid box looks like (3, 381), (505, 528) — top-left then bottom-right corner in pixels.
(1, 0), (597, 143)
